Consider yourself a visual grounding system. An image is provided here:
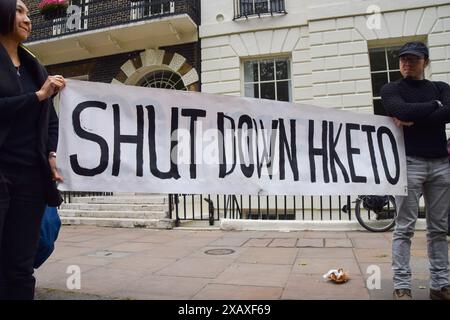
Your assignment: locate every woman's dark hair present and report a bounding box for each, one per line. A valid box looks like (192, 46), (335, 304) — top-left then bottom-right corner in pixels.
(0, 0), (17, 35)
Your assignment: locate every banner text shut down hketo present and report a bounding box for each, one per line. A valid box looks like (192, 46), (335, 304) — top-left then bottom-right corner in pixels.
(58, 80), (407, 195)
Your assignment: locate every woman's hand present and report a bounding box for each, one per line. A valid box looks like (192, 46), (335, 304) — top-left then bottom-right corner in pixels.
(48, 156), (64, 183)
(36, 75), (66, 102)
(393, 117), (414, 128)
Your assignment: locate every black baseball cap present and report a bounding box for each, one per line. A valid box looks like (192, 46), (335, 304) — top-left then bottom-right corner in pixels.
(399, 41), (429, 58)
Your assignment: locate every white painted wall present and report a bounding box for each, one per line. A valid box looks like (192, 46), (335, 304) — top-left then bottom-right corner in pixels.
(201, 1), (450, 136)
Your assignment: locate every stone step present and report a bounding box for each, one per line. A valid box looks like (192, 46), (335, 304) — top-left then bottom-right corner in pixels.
(60, 203), (168, 212)
(68, 196), (168, 204)
(60, 217), (174, 229)
(59, 209), (168, 219)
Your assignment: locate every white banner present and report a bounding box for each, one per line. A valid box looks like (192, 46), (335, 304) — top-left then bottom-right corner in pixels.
(58, 80), (407, 196)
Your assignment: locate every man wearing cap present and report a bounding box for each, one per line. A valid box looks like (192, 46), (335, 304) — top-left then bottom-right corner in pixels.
(381, 41), (450, 300)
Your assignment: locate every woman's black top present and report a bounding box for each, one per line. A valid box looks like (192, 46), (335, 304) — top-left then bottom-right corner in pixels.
(0, 64), (41, 167)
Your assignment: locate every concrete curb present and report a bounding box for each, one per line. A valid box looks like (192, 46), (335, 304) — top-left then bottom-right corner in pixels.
(220, 218), (428, 231)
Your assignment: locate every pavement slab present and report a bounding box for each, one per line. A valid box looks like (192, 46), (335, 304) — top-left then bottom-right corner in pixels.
(34, 226), (449, 300)
(281, 274), (370, 300)
(236, 248), (299, 265)
(193, 284), (283, 300)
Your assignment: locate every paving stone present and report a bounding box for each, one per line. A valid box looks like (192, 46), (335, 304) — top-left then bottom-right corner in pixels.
(269, 238), (298, 247)
(325, 239), (353, 248)
(242, 238), (274, 247)
(105, 229), (155, 240)
(214, 263), (291, 287)
(155, 258), (234, 278)
(366, 278), (430, 300)
(296, 239), (324, 248)
(56, 255), (114, 267)
(166, 237), (220, 247)
(411, 239), (429, 250)
(281, 274), (370, 300)
(236, 248), (299, 265)
(293, 257), (361, 275)
(131, 235), (179, 244)
(303, 231), (348, 239)
(59, 234), (103, 243)
(409, 257), (431, 273)
(411, 249), (428, 258)
(142, 245), (196, 259)
(106, 242), (156, 252)
(35, 262), (100, 291)
(35, 288), (121, 300)
(193, 284), (283, 300)
(208, 237), (250, 247)
(108, 256), (176, 273)
(60, 237), (130, 248)
(188, 247), (245, 260)
(353, 248), (391, 263)
(50, 245), (97, 260)
(86, 250), (132, 258)
(71, 267), (148, 296)
(346, 231), (388, 239)
(110, 275), (209, 300)
(352, 238), (391, 249)
(263, 231), (305, 239)
(298, 248), (354, 258)
(36, 226), (439, 300)
(359, 262), (393, 280)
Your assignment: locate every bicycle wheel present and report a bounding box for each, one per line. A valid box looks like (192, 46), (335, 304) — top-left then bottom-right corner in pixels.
(355, 196), (397, 232)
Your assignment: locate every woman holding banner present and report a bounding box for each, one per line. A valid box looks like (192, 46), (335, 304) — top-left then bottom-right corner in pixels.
(0, 0), (65, 300)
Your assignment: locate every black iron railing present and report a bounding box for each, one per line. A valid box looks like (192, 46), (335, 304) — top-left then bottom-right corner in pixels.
(234, 0), (286, 19)
(27, 0), (200, 43)
(169, 194), (355, 226)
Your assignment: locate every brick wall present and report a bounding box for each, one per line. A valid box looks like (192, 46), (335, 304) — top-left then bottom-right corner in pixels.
(161, 41), (201, 74)
(47, 42), (200, 84)
(26, 0), (200, 42)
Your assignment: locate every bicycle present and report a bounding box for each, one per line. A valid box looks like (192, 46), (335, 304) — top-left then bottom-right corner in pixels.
(342, 195), (397, 232)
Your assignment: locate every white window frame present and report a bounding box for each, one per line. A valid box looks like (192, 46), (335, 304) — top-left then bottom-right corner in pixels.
(242, 57), (292, 102)
(369, 46), (401, 100)
(131, 0), (175, 20)
(240, 0), (274, 14)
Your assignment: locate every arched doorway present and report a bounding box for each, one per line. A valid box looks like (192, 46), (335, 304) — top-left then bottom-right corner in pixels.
(112, 49), (199, 91)
(137, 70), (188, 90)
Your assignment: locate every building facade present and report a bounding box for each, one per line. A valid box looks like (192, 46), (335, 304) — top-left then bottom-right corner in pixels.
(26, 0), (201, 93)
(24, 0), (450, 225)
(200, 0), (450, 129)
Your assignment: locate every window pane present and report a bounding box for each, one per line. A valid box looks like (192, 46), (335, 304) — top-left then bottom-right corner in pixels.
(275, 60), (289, 80)
(245, 83), (259, 98)
(240, 0), (254, 15)
(369, 48), (387, 72)
(255, 0), (269, 14)
(373, 99), (387, 116)
(387, 47), (401, 70)
(277, 81), (291, 102)
(271, 0), (282, 11)
(389, 71), (402, 82)
(244, 61), (259, 82)
(260, 60), (275, 81)
(260, 82), (275, 100)
(371, 72), (388, 97)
